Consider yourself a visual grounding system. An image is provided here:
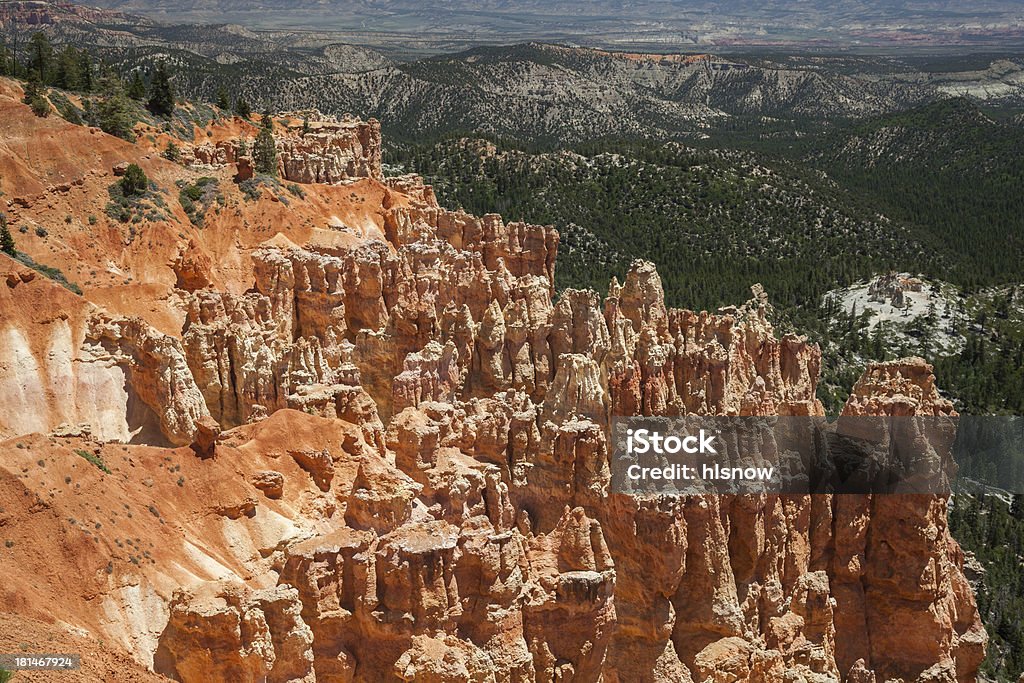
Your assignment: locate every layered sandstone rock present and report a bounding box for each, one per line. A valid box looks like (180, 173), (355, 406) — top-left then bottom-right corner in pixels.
(154, 583), (315, 683)
(830, 359), (986, 681)
(0, 121), (984, 683)
(178, 193), (560, 423)
(277, 115), (383, 183)
(0, 260), (209, 445)
(180, 113), (383, 184)
(153, 235), (983, 682)
(181, 140), (238, 168)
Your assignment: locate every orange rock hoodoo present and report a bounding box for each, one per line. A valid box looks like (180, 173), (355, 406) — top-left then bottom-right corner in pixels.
(182, 113), (383, 185)
(0, 102), (984, 682)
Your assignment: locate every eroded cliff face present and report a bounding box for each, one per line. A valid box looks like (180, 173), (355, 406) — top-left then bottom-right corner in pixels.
(156, 175), (983, 683)
(276, 115), (383, 184)
(1, 257), (208, 446)
(0, 109), (984, 683)
(182, 113), (383, 184)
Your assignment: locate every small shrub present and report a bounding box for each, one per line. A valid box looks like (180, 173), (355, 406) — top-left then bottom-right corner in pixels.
(31, 96), (50, 116)
(238, 178), (261, 202)
(120, 164), (149, 196)
(106, 201), (130, 223)
(181, 184), (204, 202)
(58, 100), (83, 125)
(238, 174), (281, 203)
(163, 140), (181, 162)
(75, 448), (110, 474)
(35, 226), (48, 238)
(178, 177), (221, 227)
(106, 174), (168, 230)
(14, 253), (81, 294)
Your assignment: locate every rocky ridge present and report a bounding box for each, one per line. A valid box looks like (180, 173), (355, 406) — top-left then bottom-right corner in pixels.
(0, 104), (986, 682)
(182, 112), (382, 185)
(158, 196), (986, 680)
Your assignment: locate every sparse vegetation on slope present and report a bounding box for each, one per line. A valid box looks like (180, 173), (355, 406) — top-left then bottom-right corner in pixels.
(105, 168), (171, 233)
(177, 177), (223, 227)
(12, 253), (83, 296)
(75, 449), (111, 474)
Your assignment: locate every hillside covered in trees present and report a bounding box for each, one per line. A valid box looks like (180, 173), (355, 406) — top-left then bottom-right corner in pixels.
(951, 492), (1024, 681)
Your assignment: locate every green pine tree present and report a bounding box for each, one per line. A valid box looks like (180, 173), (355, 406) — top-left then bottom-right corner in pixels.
(119, 164), (149, 196)
(163, 140), (181, 162)
(0, 44), (10, 77)
(127, 70), (146, 100)
(234, 96), (251, 120)
(28, 31), (55, 84)
(22, 77), (39, 104)
(96, 76), (137, 142)
(22, 76), (50, 117)
(215, 86), (230, 110)
(56, 46), (88, 90)
(1, 213), (16, 256)
(82, 55), (94, 92)
(254, 111), (277, 175)
(146, 61), (174, 117)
